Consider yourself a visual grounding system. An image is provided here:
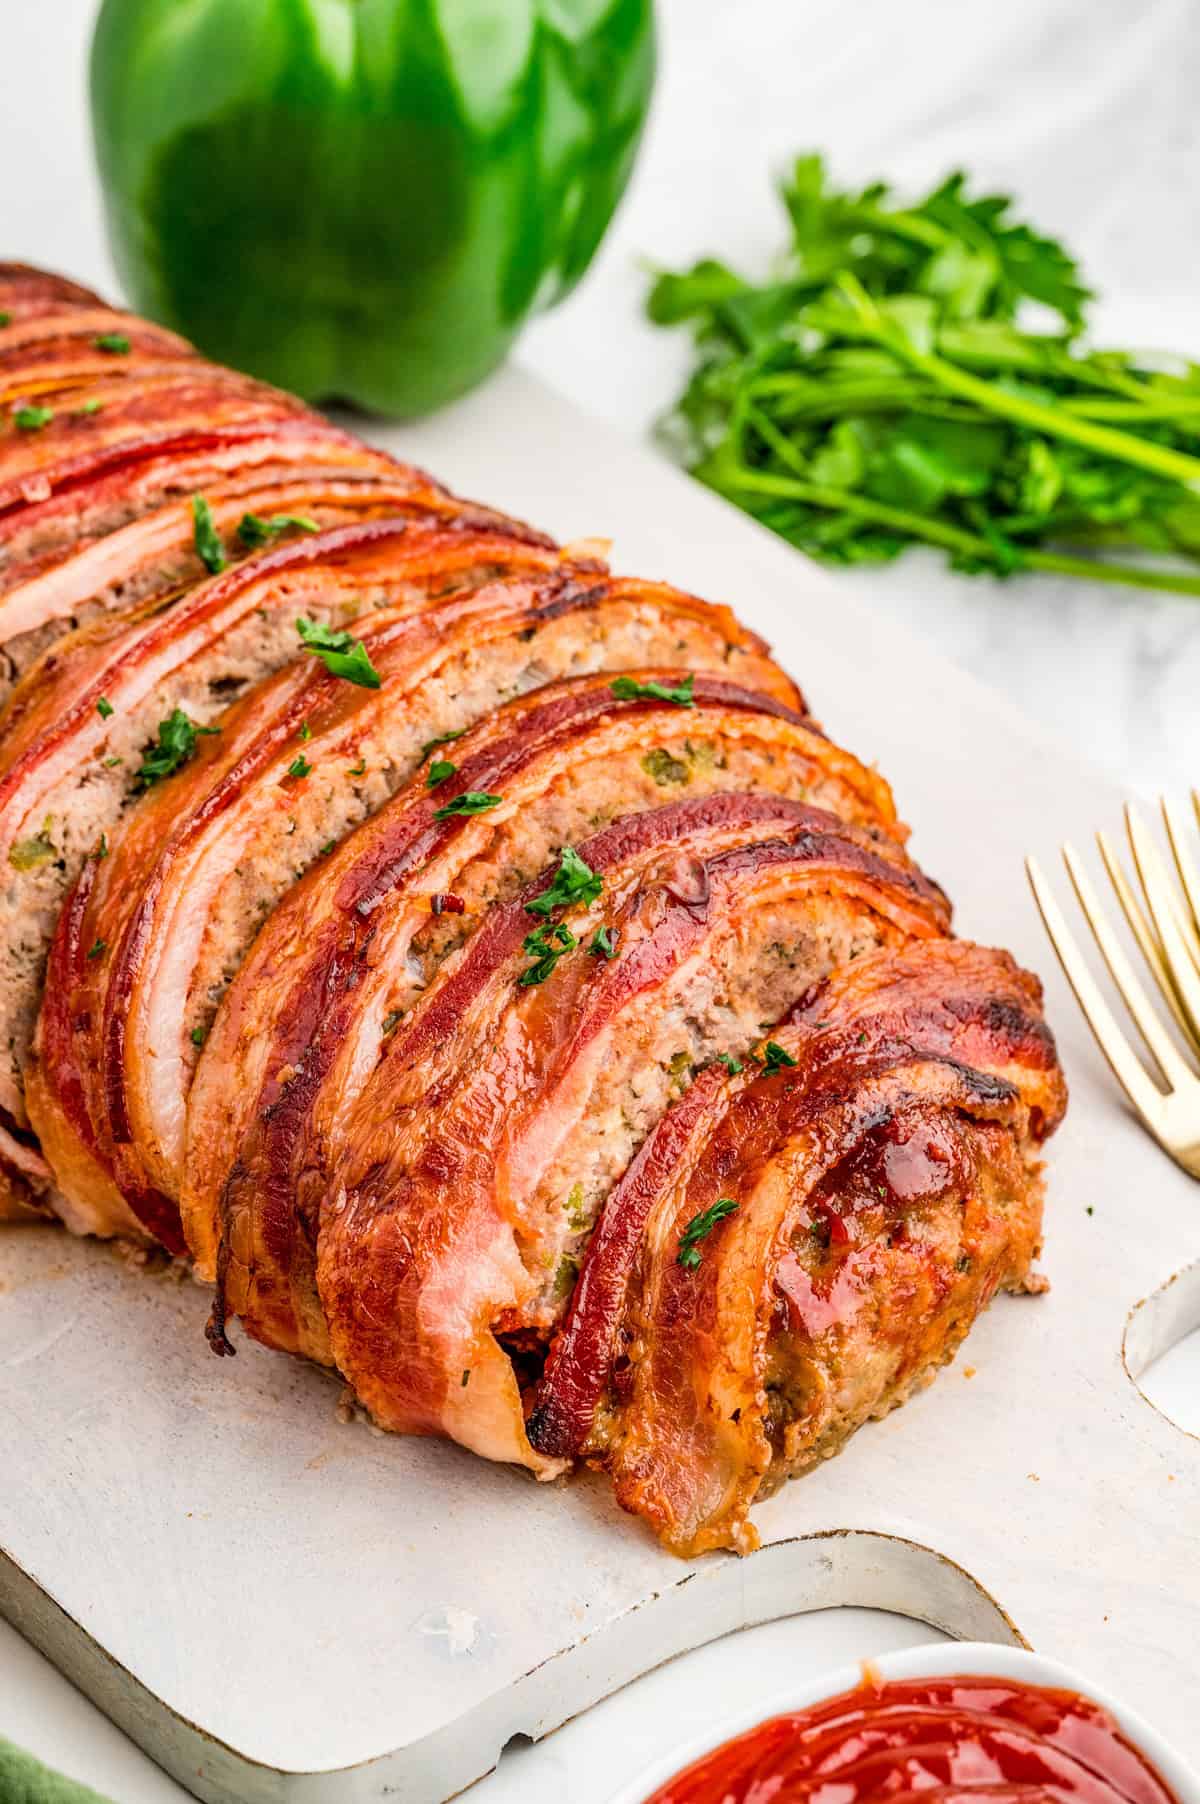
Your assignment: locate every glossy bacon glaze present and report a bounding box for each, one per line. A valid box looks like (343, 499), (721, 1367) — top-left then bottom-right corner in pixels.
(30, 576), (789, 1247)
(532, 939), (1066, 1552)
(183, 678), (912, 1341)
(1, 266), (1067, 1554)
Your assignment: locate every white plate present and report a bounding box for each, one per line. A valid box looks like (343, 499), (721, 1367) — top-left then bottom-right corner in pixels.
(610, 1642), (1200, 1804)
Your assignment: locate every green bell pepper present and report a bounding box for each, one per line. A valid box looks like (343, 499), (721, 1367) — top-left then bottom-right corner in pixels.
(90, 0), (655, 416)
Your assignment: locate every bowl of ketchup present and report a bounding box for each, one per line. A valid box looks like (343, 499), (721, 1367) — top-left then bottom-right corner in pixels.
(610, 1645), (1200, 1804)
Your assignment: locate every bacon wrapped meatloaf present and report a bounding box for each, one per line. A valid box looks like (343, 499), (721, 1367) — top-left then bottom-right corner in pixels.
(0, 265), (1066, 1553)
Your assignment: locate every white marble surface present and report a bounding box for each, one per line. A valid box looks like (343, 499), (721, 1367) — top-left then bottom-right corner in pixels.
(1, 3), (1198, 1799)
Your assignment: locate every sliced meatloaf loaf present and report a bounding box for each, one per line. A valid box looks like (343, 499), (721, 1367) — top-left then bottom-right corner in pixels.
(32, 578), (791, 1246)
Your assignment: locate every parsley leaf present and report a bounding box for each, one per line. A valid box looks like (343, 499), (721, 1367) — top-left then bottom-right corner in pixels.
(87, 938), (107, 961)
(525, 846), (603, 918)
(520, 921), (577, 987)
(96, 696), (114, 720)
(237, 511), (319, 548)
(761, 1040), (797, 1072)
(715, 1052), (743, 1074)
(135, 708), (218, 788)
(287, 754), (312, 779)
(610, 673), (695, 708)
(588, 925), (618, 960)
(433, 791), (503, 820)
(295, 616), (381, 689)
(677, 1196), (739, 1270)
(191, 1024), (207, 1047)
(14, 405), (53, 432)
(94, 332), (131, 354)
(426, 758), (457, 788)
(420, 728), (466, 758)
(191, 495), (226, 575)
(0, 312), (10, 327)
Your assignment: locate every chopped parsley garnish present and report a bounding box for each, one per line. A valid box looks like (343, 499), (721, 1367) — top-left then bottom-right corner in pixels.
(96, 696), (114, 720)
(716, 1052), (743, 1074)
(191, 494), (226, 575)
(76, 399), (103, 416)
(86, 938), (107, 961)
(287, 754), (312, 779)
(426, 758), (457, 788)
(298, 721), (312, 741)
(420, 728), (465, 758)
(761, 1040), (797, 1072)
(433, 790), (503, 820)
(520, 921), (577, 987)
(610, 673), (695, 708)
(95, 833), (109, 860)
(237, 511), (319, 548)
(94, 332), (131, 354)
(347, 759), (366, 777)
(191, 1024), (207, 1048)
(295, 616), (381, 688)
(14, 404), (53, 432)
(135, 708), (218, 787)
(103, 755), (122, 768)
(677, 1196), (739, 1270)
(319, 839), (336, 857)
(525, 845), (603, 918)
(589, 925), (618, 960)
(0, 312), (9, 327)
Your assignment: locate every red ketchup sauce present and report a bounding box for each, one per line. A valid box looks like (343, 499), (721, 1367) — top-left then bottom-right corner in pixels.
(643, 1674), (1181, 1803)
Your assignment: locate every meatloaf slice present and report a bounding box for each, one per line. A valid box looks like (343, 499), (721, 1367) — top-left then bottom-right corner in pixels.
(182, 672), (926, 1351)
(531, 939), (1066, 1554)
(309, 800), (949, 1472)
(0, 418), (398, 579)
(0, 467), (531, 703)
(32, 574), (789, 1247)
(0, 320), (196, 404)
(0, 369), (307, 514)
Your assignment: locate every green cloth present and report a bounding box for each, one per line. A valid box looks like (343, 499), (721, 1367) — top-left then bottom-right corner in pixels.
(0, 1738), (115, 1803)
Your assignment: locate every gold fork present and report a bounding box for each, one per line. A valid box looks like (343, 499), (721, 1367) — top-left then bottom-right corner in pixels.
(1027, 795), (1200, 1179)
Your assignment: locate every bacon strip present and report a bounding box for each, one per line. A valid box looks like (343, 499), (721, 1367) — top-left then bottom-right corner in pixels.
(532, 938), (1066, 1552)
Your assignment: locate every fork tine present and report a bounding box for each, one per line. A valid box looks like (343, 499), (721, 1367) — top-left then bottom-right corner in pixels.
(1063, 845), (1193, 1090)
(1027, 854), (1168, 1131)
(1097, 829), (1195, 1044)
(1126, 805), (1200, 1042)
(1160, 795), (1200, 970)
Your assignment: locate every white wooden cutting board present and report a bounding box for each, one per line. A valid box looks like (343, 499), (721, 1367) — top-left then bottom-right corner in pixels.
(2, 367), (1198, 1802)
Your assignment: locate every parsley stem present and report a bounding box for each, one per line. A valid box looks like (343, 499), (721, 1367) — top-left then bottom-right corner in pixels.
(835, 276), (1200, 490)
(722, 464), (1200, 599)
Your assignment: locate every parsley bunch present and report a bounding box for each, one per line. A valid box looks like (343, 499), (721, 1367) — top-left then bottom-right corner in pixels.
(649, 157), (1200, 598)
